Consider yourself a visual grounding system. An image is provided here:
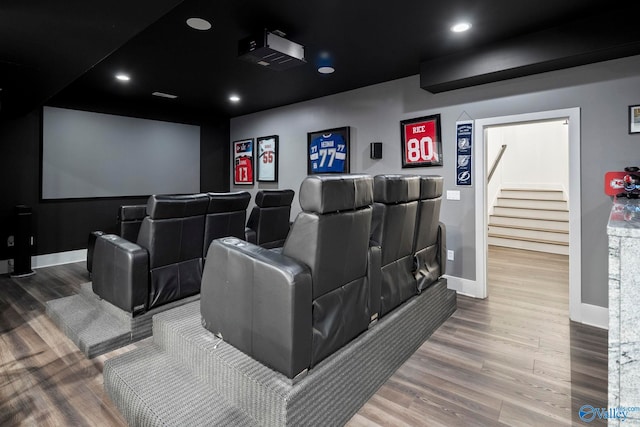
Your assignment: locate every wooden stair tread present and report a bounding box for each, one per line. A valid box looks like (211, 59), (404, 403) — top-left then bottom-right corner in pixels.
(497, 196), (566, 202)
(489, 214), (568, 223)
(494, 205), (569, 212)
(488, 223), (569, 234)
(488, 233), (569, 246)
(501, 188), (564, 192)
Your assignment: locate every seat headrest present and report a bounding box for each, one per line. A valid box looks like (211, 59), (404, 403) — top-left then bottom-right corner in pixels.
(255, 189), (295, 208)
(299, 174), (373, 214)
(373, 175), (421, 204)
(119, 204), (147, 221)
(207, 192), (251, 213)
(419, 175), (443, 199)
(146, 194), (209, 219)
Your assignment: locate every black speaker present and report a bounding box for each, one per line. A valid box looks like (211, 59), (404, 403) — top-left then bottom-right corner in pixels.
(12, 205), (35, 277)
(370, 142), (382, 159)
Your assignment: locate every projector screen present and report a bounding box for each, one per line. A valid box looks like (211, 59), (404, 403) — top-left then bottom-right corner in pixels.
(42, 107), (200, 199)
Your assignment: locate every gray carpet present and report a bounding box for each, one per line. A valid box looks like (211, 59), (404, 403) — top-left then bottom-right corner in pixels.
(104, 278), (456, 426)
(45, 282), (200, 358)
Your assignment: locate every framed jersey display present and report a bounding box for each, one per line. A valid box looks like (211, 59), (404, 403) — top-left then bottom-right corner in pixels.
(400, 114), (443, 168)
(307, 126), (350, 174)
(233, 138), (254, 185)
(256, 135), (279, 182)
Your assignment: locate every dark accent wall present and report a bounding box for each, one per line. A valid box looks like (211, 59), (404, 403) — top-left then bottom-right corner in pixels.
(201, 119), (230, 193)
(0, 109), (229, 260)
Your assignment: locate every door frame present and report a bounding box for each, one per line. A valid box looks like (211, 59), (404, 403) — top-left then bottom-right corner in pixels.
(473, 108), (581, 322)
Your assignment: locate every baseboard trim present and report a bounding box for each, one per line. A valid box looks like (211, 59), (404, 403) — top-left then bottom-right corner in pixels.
(580, 303), (608, 330)
(2, 249), (87, 275)
(32, 249), (87, 269)
(444, 275), (484, 298)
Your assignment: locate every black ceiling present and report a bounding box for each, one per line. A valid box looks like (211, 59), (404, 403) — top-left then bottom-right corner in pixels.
(0, 0), (636, 123)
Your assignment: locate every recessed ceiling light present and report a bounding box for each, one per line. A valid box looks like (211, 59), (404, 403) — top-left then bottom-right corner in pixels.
(451, 22), (472, 33)
(318, 66), (335, 74)
(115, 73), (130, 82)
(152, 91), (178, 99)
(229, 95), (241, 102)
(186, 17), (212, 31)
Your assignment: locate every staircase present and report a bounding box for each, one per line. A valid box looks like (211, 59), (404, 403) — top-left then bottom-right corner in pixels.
(488, 188), (569, 255)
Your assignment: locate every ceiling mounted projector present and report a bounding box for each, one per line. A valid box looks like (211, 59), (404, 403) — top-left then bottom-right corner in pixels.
(238, 30), (306, 71)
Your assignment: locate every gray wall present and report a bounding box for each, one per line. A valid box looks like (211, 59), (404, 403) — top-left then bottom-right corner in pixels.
(231, 55), (640, 308)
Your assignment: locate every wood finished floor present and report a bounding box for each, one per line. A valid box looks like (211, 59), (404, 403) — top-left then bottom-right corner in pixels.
(0, 246), (607, 426)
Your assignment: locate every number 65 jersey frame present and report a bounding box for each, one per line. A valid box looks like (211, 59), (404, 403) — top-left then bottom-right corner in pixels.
(400, 114), (443, 168)
(257, 135), (279, 182)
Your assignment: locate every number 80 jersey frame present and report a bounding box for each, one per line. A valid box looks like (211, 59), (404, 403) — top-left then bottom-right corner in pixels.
(400, 114), (443, 168)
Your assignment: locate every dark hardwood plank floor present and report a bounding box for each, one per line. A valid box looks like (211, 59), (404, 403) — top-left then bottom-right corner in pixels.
(349, 246), (607, 427)
(0, 246), (607, 426)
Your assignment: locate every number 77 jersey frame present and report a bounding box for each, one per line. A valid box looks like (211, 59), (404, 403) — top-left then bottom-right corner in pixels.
(400, 114), (443, 168)
(307, 126), (351, 175)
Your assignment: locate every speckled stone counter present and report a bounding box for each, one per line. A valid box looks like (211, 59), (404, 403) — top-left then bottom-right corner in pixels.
(608, 198), (640, 425)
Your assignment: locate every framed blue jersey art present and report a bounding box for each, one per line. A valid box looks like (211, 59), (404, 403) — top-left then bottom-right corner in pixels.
(307, 126), (350, 174)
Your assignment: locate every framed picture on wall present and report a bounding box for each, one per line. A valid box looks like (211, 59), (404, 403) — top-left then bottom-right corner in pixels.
(233, 139), (254, 185)
(400, 114), (443, 167)
(629, 105), (640, 134)
(307, 126), (350, 174)
(256, 135), (279, 182)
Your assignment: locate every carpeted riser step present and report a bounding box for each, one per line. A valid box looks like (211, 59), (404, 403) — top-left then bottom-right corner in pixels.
(45, 283), (201, 358)
(45, 295), (132, 359)
(147, 279), (456, 426)
(104, 344), (257, 426)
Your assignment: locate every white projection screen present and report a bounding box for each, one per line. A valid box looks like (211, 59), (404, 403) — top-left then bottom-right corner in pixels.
(42, 107), (200, 199)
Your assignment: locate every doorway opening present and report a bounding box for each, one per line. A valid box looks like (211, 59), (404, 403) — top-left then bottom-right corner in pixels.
(473, 108), (582, 321)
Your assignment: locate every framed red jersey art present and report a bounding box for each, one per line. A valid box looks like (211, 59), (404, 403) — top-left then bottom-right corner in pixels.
(400, 114), (443, 168)
(233, 139), (254, 185)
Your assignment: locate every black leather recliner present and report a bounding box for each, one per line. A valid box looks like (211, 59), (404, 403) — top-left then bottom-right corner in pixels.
(204, 192), (251, 257)
(414, 176), (446, 292)
(370, 174), (421, 317)
(87, 204), (146, 274)
(244, 189), (295, 248)
(201, 175), (379, 379)
(92, 194), (210, 314)
(92, 192), (252, 314)
(118, 204), (147, 241)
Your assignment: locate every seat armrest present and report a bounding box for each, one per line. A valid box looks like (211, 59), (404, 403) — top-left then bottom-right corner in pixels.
(87, 231), (105, 273)
(438, 221), (446, 276)
(92, 234), (149, 314)
(201, 237), (312, 379)
(244, 226), (257, 244)
(367, 245), (381, 325)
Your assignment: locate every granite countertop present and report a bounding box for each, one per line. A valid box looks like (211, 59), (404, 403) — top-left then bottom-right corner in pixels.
(608, 197), (640, 237)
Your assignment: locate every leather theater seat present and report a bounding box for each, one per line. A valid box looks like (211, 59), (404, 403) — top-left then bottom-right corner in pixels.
(86, 204), (146, 274)
(91, 191), (251, 315)
(413, 176), (446, 292)
(93, 194), (209, 313)
(244, 189), (295, 248)
(370, 174), (421, 317)
(201, 174), (379, 379)
(204, 191), (251, 256)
